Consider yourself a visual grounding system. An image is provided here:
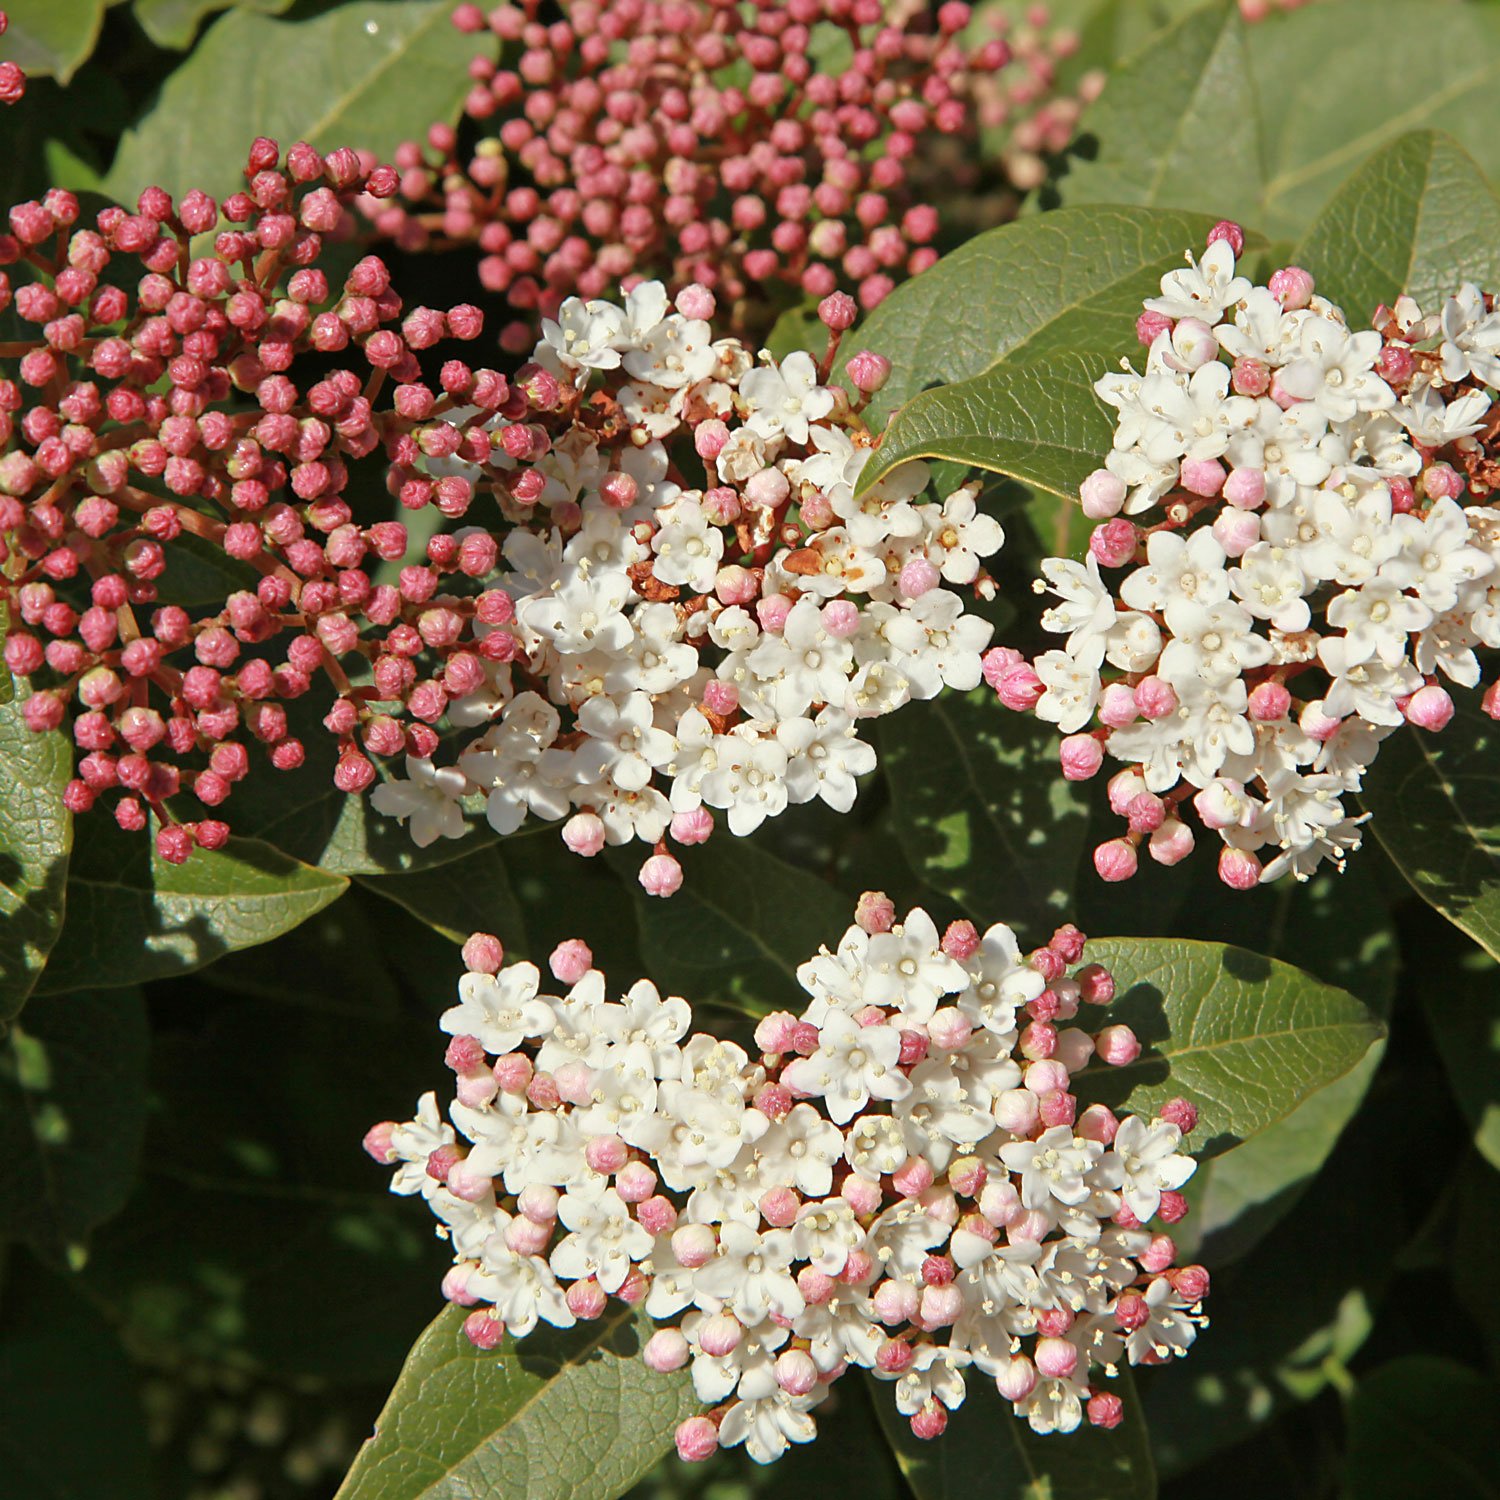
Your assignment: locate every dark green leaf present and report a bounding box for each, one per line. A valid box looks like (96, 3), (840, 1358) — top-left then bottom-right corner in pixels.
(1419, 944), (1500, 1171)
(1362, 695), (1500, 962)
(0, 0), (107, 81)
(33, 814), (347, 993)
(1073, 938), (1384, 1155)
(626, 836), (849, 1018)
(877, 688), (1089, 943)
(103, 0), (488, 202)
(1343, 1358), (1500, 1500)
(0, 1259), (152, 1499)
(857, 206), (1230, 424)
(874, 1367), (1155, 1500)
(1059, 2), (1500, 243)
(359, 842), (528, 951)
(0, 695), (73, 1020)
(133, 0), (294, 51)
(0, 987), (148, 1256)
(334, 1305), (699, 1500)
(1294, 131), (1500, 326)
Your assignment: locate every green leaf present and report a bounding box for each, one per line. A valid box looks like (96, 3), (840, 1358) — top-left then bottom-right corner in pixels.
(1059, 1), (1500, 243)
(0, 695), (73, 1020)
(1073, 938), (1384, 1156)
(0, 0), (107, 82)
(334, 1305), (699, 1500)
(874, 1367), (1155, 1500)
(0, 1260), (152, 1500)
(877, 688), (1088, 942)
(33, 814), (347, 993)
(358, 842), (528, 951)
(626, 835), (849, 1019)
(1419, 944), (1500, 1172)
(133, 0), (293, 51)
(1343, 1358), (1500, 1500)
(857, 205), (1231, 424)
(103, 0), (488, 203)
(1361, 695), (1500, 961)
(0, 987), (148, 1257)
(859, 350), (1113, 503)
(1294, 131), (1500, 325)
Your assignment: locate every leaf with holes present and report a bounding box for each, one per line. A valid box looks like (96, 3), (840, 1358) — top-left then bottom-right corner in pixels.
(0, 696), (73, 1020)
(855, 205), (1231, 425)
(874, 1367), (1155, 1500)
(104, 0), (487, 202)
(1362, 697), (1500, 962)
(877, 689), (1089, 942)
(1295, 131), (1500, 325)
(33, 815), (347, 993)
(1072, 938), (1384, 1156)
(0, 987), (148, 1257)
(334, 1305), (698, 1500)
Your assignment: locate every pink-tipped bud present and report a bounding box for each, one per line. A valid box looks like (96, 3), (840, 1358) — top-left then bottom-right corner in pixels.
(671, 1223), (717, 1269)
(1405, 684), (1455, 732)
(1088, 1392), (1124, 1429)
(463, 1310), (505, 1350)
(566, 1278), (608, 1320)
(549, 937), (594, 984)
(362, 1122), (397, 1163)
(1077, 1103), (1120, 1145)
(759, 1186), (800, 1228)
(643, 1328), (690, 1372)
(1060, 734), (1104, 781)
(1207, 220), (1245, 256)
(1079, 468), (1125, 520)
(561, 812), (606, 857)
(846, 349), (891, 393)
(775, 1348), (819, 1395)
(1248, 680), (1291, 721)
(697, 1313), (743, 1358)
(461, 932), (504, 974)
(1089, 518), (1137, 569)
(638, 852), (683, 897)
(1094, 1024), (1140, 1067)
(1179, 457), (1225, 497)
(1134, 677), (1177, 719)
(1268, 266), (1314, 310)
(1160, 1097), (1199, 1134)
(674, 1416), (719, 1463)
(1034, 1336), (1078, 1380)
(1217, 846), (1262, 890)
(995, 1355), (1037, 1403)
(855, 889), (897, 934)
(1093, 839), (1138, 883)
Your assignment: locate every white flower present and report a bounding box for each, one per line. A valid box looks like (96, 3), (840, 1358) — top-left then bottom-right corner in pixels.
(781, 1009), (910, 1124)
(999, 1126), (1103, 1210)
(540, 297), (628, 371)
(778, 707), (878, 813)
(1145, 240), (1251, 324)
(694, 1223), (805, 1323)
(440, 963), (557, 1054)
(369, 757), (469, 848)
(1098, 1117), (1195, 1222)
(549, 1185), (653, 1293)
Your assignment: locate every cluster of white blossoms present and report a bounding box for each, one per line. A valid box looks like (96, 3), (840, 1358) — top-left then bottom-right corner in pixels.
(988, 224), (1500, 887)
(367, 901), (1208, 1466)
(368, 282), (1003, 895)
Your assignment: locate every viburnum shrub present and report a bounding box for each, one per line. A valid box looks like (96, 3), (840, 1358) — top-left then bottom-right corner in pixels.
(0, 138), (507, 863)
(368, 896), (1205, 1464)
(989, 225), (1500, 888)
(366, 283), (1003, 894)
(362, 0), (1028, 345)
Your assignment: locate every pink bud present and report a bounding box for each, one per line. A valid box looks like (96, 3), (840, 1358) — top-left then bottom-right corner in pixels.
(1149, 818), (1195, 866)
(876, 1337), (915, 1374)
(1212, 508), (1261, 558)
(919, 1283), (964, 1328)
(1134, 677), (1178, 720)
(855, 889), (897, 934)
(1269, 266), (1314, 309)
(636, 1196), (678, 1237)
(1207, 220), (1245, 256)
(1218, 846), (1262, 890)
(898, 557), (940, 599)
(671, 1224), (716, 1269)
(674, 1417), (720, 1464)
(1094, 1024), (1140, 1067)
(697, 1313), (743, 1357)
(995, 663), (1045, 711)
(1179, 458), (1225, 497)
(638, 852), (683, 897)
(462, 1310), (505, 1350)
(1405, 684), (1455, 731)
(1223, 467), (1267, 509)
(562, 812), (606, 857)
(362, 1122), (397, 1163)
(461, 932), (505, 975)
(585, 1135), (629, 1175)
(1089, 518), (1137, 568)
(1248, 680), (1291, 721)
(1079, 468), (1126, 520)
(759, 1186), (800, 1227)
(1034, 1336), (1078, 1380)
(1093, 838), (1138, 883)
(1088, 1392), (1124, 1429)
(775, 1348), (819, 1395)
(566, 1278), (608, 1320)
(995, 1355), (1037, 1403)
(1060, 734), (1104, 781)
(1077, 1103), (1120, 1144)
(643, 1328), (690, 1372)
(892, 1155), (934, 1198)
(873, 1278), (920, 1325)
(550, 938), (593, 984)
(615, 1161), (657, 1204)
(841, 1174), (883, 1216)
(1098, 682), (1139, 728)
(994, 1088), (1040, 1135)
(846, 349), (891, 393)
(941, 919), (980, 961)
(1136, 310), (1172, 346)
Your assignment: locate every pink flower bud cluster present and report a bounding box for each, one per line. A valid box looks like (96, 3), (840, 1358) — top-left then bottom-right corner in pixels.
(0, 12), (26, 108)
(368, 897), (1208, 1465)
(361, 0), (1014, 344)
(0, 139), (506, 860)
(990, 230), (1500, 887)
(366, 284), (1004, 893)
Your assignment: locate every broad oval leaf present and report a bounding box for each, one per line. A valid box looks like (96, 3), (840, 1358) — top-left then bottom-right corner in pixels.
(0, 0), (107, 81)
(1058, 1), (1500, 243)
(1072, 938), (1384, 1156)
(873, 1367), (1155, 1500)
(133, 0), (294, 51)
(877, 688), (1088, 942)
(335, 1305), (698, 1500)
(32, 815), (347, 993)
(1361, 696), (1500, 961)
(358, 842), (529, 951)
(1294, 130), (1500, 326)
(858, 350), (1112, 503)
(103, 0), (487, 202)
(855, 205), (1230, 423)
(0, 987), (148, 1256)
(0, 694), (73, 1020)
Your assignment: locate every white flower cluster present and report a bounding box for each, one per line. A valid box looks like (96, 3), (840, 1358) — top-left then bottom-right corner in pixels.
(368, 903), (1207, 1466)
(1011, 236), (1500, 885)
(369, 283), (1004, 890)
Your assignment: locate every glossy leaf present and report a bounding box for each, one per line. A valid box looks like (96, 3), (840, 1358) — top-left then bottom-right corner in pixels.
(855, 205), (1229, 422)
(0, 987), (148, 1256)
(1362, 696), (1500, 961)
(626, 835), (849, 1018)
(335, 1305), (698, 1500)
(1073, 938), (1384, 1156)
(0, 695), (73, 1020)
(858, 350), (1112, 503)
(874, 1367), (1155, 1500)
(1058, 1), (1500, 242)
(0, 0), (107, 81)
(1295, 131), (1500, 324)
(1343, 1358), (1500, 1500)
(104, 0), (486, 202)
(33, 815), (347, 993)
(877, 688), (1089, 943)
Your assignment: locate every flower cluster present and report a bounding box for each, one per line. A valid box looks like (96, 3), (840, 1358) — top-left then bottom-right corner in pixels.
(363, 0), (1017, 344)
(991, 226), (1500, 887)
(368, 283), (1003, 893)
(0, 138), (521, 861)
(368, 897), (1207, 1465)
